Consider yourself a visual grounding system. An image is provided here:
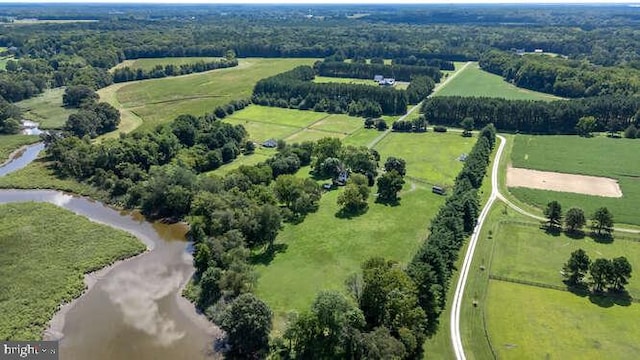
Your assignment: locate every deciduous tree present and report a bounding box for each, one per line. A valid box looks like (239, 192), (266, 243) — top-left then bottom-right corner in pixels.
(562, 249), (591, 286)
(544, 200), (562, 229)
(565, 207), (586, 232)
(591, 207), (614, 235)
(220, 293), (272, 358)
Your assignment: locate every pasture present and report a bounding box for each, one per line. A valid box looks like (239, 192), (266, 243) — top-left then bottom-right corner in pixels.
(0, 135), (40, 163)
(509, 135), (640, 226)
(254, 129), (476, 331)
(0, 202), (145, 340)
(107, 58), (316, 133)
(109, 57), (222, 72)
(16, 88), (76, 129)
(434, 63), (562, 101)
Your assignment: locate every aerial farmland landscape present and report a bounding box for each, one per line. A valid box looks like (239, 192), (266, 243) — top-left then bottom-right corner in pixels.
(0, 1), (639, 359)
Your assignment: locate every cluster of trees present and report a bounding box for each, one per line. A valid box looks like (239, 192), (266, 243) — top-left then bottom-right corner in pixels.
(392, 57), (455, 71)
(252, 66), (409, 116)
(392, 115), (428, 133)
(563, 249), (632, 293)
(0, 98), (22, 134)
(314, 61), (442, 83)
(278, 258), (428, 359)
(112, 58), (238, 83)
(422, 95), (640, 134)
(64, 102), (120, 138)
(407, 124), (495, 335)
(544, 201), (614, 235)
(62, 85), (98, 108)
(480, 50), (640, 98)
(405, 76), (435, 104)
(377, 157), (407, 204)
(311, 137), (379, 185)
(364, 117), (388, 131)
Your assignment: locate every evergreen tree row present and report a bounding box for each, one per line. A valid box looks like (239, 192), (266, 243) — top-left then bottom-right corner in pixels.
(112, 58), (238, 83)
(422, 95), (640, 134)
(392, 57), (455, 71)
(407, 124), (496, 335)
(314, 61), (442, 83)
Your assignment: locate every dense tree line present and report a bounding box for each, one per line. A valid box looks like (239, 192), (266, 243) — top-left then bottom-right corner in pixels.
(407, 124), (496, 335)
(392, 57), (455, 71)
(480, 50), (640, 98)
(112, 58), (238, 83)
(405, 76), (435, 105)
(314, 61), (442, 83)
(392, 115), (428, 133)
(253, 66), (409, 116)
(0, 98), (22, 134)
(422, 95), (640, 134)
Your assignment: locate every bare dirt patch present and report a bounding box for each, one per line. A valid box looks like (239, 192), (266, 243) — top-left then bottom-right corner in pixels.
(507, 166), (622, 198)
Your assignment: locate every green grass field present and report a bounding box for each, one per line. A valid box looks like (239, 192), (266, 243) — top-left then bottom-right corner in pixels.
(0, 135), (40, 163)
(16, 88), (77, 129)
(0, 202), (145, 340)
(487, 280), (640, 359)
(434, 63), (562, 101)
(374, 132), (475, 186)
(509, 135), (640, 226)
(0, 55), (14, 70)
(312, 76), (378, 86)
(109, 57), (222, 72)
(109, 58), (316, 133)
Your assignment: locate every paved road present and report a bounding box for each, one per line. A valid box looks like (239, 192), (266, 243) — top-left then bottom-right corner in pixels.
(367, 61), (473, 149)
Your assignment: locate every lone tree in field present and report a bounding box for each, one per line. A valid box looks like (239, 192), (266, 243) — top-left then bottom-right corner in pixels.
(591, 207), (614, 235)
(220, 293), (273, 358)
(590, 258), (613, 292)
(575, 116), (596, 137)
(611, 256), (632, 291)
(377, 170), (405, 204)
(544, 201), (562, 229)
(460, 117), (474, 137)
(565, 207), (586, 233)
(562, 249), (591, 286)
(337, 174), (370, 214)
(384, 157), (407, 177)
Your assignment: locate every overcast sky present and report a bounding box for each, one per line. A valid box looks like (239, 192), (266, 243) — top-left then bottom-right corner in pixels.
(0, 0), (638, 4)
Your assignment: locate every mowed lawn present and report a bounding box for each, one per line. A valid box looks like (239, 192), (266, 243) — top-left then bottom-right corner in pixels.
(255, 132), (475, 330)
(434, 63), (562, 101)
(491, 221), (640, 297)
(0, 135), (40, 162)
(0, 202), (145, 340)
(109, 57), (222, 72)
(509, 135), (640, 226)
(15, 88), (76, 129)
(487, 280), (640, 359)
(224, 105), (367, 144)
(374, 132), (475, 186)
(312, 76), (378, 86)
(112, 58), (316, 132)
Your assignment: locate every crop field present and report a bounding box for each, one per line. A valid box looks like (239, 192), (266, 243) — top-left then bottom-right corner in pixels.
(0, 135), (40, 163)
(109, 57), (222, 72)
(375, 132), (475, 186)
(254, 129), (475, 331)
(106, 58), (316, 133)
(16, 88), (76, 129)
(434, 63), (562, 101)
(0, 202), (145, 340)
(509, 135), (640, 226)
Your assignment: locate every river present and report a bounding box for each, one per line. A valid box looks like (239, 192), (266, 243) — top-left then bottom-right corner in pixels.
(0, 143), (219, 359)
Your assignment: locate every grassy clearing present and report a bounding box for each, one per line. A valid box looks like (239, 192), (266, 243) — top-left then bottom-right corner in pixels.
(96, 83), (143, 140)
(16, 88), (76, 129)
(312, 76), (378, 86)
(285, 129), (347, 144)
(110, 58), (315, 133)
(374, 132), (475, 185)
(0, 202), (145, 340)
(109, 57), (221, 72)
(229, 105), (327, 128)
(0, 135), (40, 163)
(225, 118), (299, 143)
(0, 158), (100, 198)
(256, 185), (444, 332)
(342, 128), (382, 147)
(309, 114), (364, 134)
(209, 148), (275, 177)
(434, 63), (562, 101)
(487, 280), (640, 359)
(0, 55), (14, 70)
(510, 135), (640, 226)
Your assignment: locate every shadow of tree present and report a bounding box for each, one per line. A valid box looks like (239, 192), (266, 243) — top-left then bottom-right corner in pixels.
(542, 225), (562, 237)
(564, 230), (586, 240)
(590, 232), (614, 244)
(374, 197), (400, 207)
(250, 243), (288, 266)
(335, 206), (369, 219)
(588, 290), (632, 308)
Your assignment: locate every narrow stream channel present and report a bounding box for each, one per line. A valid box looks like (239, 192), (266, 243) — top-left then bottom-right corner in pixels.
(0, 144), (218, 359)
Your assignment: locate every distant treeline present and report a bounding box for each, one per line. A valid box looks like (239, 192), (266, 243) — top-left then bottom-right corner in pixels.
(408, 124), (496, 335)
(480, 50), (640, 98)
(392, 57), (455, 71)
(315, 61), (443, 82)
(112, 58), (238, 83)
(422, 95), (640, 134)
(253, 66), (411, 117)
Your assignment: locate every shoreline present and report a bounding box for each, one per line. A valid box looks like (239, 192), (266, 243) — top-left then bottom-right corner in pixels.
(0, 144), (31, 168)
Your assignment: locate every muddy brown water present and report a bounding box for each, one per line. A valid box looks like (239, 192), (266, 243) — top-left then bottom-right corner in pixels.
(0, 144), (218, 359)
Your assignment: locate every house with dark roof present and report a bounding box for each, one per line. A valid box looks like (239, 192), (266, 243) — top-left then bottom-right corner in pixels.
(262, 139), (278, 148)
